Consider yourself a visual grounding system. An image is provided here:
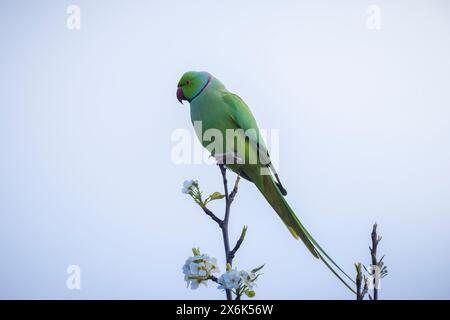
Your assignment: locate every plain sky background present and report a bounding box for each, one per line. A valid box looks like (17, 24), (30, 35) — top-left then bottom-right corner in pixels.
(1, 0), (450, 299)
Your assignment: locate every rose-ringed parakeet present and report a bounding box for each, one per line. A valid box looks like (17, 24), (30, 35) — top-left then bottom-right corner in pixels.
(176, 71), (355, 292)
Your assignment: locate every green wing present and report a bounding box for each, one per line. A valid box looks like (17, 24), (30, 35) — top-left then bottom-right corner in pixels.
(221, 92), (275, 177)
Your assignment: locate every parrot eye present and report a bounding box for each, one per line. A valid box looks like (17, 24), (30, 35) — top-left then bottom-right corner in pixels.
(186, 80), (190, 85)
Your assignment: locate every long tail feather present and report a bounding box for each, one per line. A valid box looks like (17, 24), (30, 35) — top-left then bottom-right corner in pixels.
(258, 175), (356, 294)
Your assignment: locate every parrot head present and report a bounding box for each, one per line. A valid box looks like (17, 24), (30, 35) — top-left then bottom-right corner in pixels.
(176, 71), (211, 104)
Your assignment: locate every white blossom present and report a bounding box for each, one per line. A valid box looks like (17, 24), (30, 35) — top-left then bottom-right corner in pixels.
(217, 268), (241, 290)
(182, 253), (219, 290)
(217, 269), (259, 291)
(239, 270), (258, 290)
(182, 180), (198, 194)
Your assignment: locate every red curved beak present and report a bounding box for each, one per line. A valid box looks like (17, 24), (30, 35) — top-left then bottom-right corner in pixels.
(176, 87), (185, 104)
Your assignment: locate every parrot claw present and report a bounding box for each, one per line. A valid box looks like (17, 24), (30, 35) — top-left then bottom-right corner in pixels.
(210, 152), (244, 165)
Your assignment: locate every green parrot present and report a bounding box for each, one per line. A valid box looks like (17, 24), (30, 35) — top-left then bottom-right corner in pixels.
(176, 71), (355, 292)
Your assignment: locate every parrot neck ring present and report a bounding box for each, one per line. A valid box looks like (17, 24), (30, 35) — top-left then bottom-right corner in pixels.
(177, 74), (212, 104)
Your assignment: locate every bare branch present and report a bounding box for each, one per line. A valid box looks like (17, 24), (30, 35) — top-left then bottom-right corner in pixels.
(370, 223), (379, 300)
(355, 263), (369, 300)
(229, 226), (247, 261)
(197, 165), (247, 301)
(201, 206), (223, 226)
(219, 165), (232, 300)
(229, 175), (240, 203)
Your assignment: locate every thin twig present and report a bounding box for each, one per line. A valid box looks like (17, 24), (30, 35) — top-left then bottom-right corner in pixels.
(370, 223), (381, 300)
(355, 223), (387, 300)
(199, 165), (243, 300)
(220, 165), (231, 224)
(355, 263), (363, 300)
(201, 206), (223, 225)
(229, 175), (240, 203)
(219, 165), (232, 300)
(362, 277), (369, 299)
(355, 263), (369, 300)
(229, 226), (247, 261)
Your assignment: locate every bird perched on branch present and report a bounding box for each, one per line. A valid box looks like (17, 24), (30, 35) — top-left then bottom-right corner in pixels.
(176, 71), (355, 293)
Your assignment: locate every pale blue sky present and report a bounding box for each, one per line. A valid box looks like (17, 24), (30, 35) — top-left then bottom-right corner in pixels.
(1, 0), (450, 299)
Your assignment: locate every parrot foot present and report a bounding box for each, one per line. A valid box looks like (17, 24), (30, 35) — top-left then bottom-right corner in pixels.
(210, 152), (244, 165)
